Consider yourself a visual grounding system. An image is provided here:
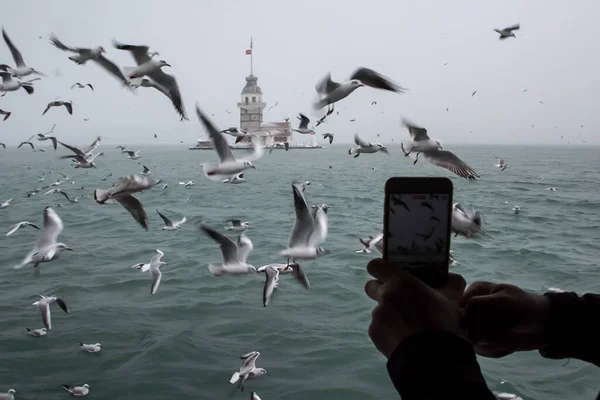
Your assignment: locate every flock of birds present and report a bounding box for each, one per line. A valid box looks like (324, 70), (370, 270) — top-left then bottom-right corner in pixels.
(0, 23), (538, 400)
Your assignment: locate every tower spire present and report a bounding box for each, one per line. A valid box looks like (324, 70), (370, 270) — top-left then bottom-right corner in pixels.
(250, 37), (253, 75)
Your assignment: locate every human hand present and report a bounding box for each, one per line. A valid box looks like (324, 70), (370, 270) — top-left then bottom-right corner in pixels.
(460, 281), (550, 358)
(364, 258), (466, 359)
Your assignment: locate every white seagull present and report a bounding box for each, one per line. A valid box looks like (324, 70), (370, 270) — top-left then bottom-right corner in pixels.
(36, 132), (58, 150)
(32, 294), (69, 330)
(225, 219), (249, 231)
(71, 82), (93, 91)
(313, 67), (406, 110)
(196, 105), (263, 181)
(279, 182), (329, 262)
(222, 173), (246, 184)
(495, 157), (509, 171)
(112, 39), (187, 120)
(49, 34), (130, 87)
(140, 165), (151, 175)
(42, 100), (73, 116)
(357, 233), (383, 253)
(512, 205), (520, 214)
(263, 266), (279, 307)
(26, 327), (47, 337)
(14, 207), (72, 275)
(401, 119), (480, 180)
(80, 342), (102, 353)
(251, 393), (262, 400)
(94, 175), (162, 230)
(451, 203), (490, 239)
(200, 224), (257, 276)
(292, 113), (315, 134)
(146, 249), (166, 295)
(122, 150), (141, 160)
(494, 24), (520, 39)
(156, 210), (186, 231)
(58, 136), (101, 159)
(0, 389), (16, 400)
(179, 180), (195, 187)
(0, 71), (35, 95)
(348, 133), (388, 158)
(6, 221), (41, 236)
(0, 27), (45, 77)
(323, 133), (334, 144)
(0, 198), (13, 208)
(61, 384), (89, 397)
(229, 351), (268, 392)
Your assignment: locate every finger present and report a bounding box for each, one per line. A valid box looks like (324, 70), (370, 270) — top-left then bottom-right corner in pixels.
(473, 343), (515, 358)
(459, 281), (497, 308)
(442, 273), (467, 300)
(364, 279), (385, 302)
(367, 258), (399, 282)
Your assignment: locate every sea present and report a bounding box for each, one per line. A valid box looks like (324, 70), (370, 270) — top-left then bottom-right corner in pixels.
(0, 144), (599, 400)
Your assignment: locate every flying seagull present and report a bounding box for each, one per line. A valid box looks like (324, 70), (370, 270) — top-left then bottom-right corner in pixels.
(0, 108), (11, 121)
(313, 67), (406, 110)
(61, 384), (89, 397)
(494, 24), (520, 39)
(348, 133), (388, 158)
(112, 39), (187, 120)
(293, 113), (314, 134)
(400, 119), (480, 180)
(0, 71), (35, 95)
(263, 266), (279, 307)
(199, 224), (257, 276)
(6, 221), (41, 236)
(49, 34), (130, 87)
(196, 105), (263, 181)
(94, 175), (162, 230)
(58, 136), (101, 160)
(322, 133), (334, 144)
(36, 132), (58, 150)
(472, 90), (477, 97)
(32, 294), (69, 330)
(147, 249), (166, 295)
(451, 203), (490, 238)
(140, 165), (151, 175)
(122, 150), (141, 160)
(42, 100), (73, 116)
(229, 351), (268, 392)
(495, 157), (509, 171)
(18, 135), (35, 150)
(71, 82), (93, 91)
(0, 27), (45, 77)
(156, 210), (186, 231)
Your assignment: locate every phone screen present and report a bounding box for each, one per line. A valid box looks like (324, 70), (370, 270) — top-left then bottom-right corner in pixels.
(386, 192), (451, 265)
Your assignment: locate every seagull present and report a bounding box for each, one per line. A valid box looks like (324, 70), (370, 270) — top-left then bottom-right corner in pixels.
(36, 133), (58, 150)
(471, 90), (477, 97)
(32, 294), (69, 330)
(196, 105), (263, 180)
(178, 180), (195, 187)
(58, 137), (103, 167)
(94, 175), (162, 230)
(221, 173), (246, 184)
(279, 182), (329, 262)
(400, 119), (480, 180)
(313, 67), (406, 109)
(547, 187), (557, 191)
(140, 165), (151, 175)
(263, 266), (279, 307)
(0, 108), (11, 120)
(70, 152), (103, 169)
(14, 207), (72, 275)
(0, 198), (13, 208)
(0, 27), (45, 77)
(61, 384), (89, 397)
(122, 150), (141, 160)
(494, 24), (520, 39)
(0, 71), (35, 95)
(229, 351), (268, 392)
(293, 113), (315, 134)
(43, 100), (73, 116)
(6, 221), (40, 236)
(200, 224), (257, 276)
(251, 393), (262, 400)
(116, 145), (126, 150)
(0, 143), (5, 148)
(0, 389), (15, 400)
(18, 135), (35, 149)
(26, 327), (47, 337)
(48, 189), (78, 204)
(49, 34), (130, 87)
(322, 133), (334, 144)
(225, 219), (249, 231)
(71, 82), (93, 91)
(512, 205), (520, 214)
(156, 210), (186, 231)
(348, 133), (388, 158)
(113, 39), (187, 120)
(358, 233), (383, 253)
(495, 157), (509, 171)
(451, 203), (490, 239)
(146, 249), (166, 295)
(80, 342), (102, 353)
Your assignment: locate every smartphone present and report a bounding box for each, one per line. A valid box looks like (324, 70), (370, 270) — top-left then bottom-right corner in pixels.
(383, 177), (453, 288)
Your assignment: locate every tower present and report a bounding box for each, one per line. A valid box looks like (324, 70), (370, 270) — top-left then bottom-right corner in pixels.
(237, 38), (266, 132)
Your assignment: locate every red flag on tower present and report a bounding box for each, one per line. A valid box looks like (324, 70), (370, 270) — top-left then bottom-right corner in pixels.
(245, 49), (252, 55)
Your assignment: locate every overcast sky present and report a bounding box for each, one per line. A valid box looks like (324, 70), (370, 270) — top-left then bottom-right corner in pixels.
(1, 0), (598, 145)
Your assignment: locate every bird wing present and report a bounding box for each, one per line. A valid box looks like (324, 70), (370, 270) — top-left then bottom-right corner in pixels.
(308, 206), (328, 246)
(58, 140), (85, 157)
(87, 83), (94, 91)
(240, 352), (260, 373)
(0, 71), (13, 83)
(315, 72), (341, 94)
(145, 72), (187, 120)
(108, 175), (160, 198)
(288, 182), (314, 248)
(115, 194), (149, 230)
(506, 24), (520, 32)
(42, 104), (52, 116)
(228, 219), (242, 225)
(297, 113), (310, 130)
(349, 67), (405, 93)
(156, 210), (173, 227)
(49, 137), (58, 150)
(48, 34), (85, 53)
(240, 137), (264, 162)
(36, 207), (64, 249)
(64, 102), (73, 115)
(402, 119), (430, 141)
(55, 298), (69, 313)
(82, 136), (101, 155)
(2, 28), (25, 67)
(200, 224), (239, 265)
(195, 105), (235, 163)
(111, 40), (152, 65)
(94, 55), (130, 85)
(423, 150), (480, 180)
(354, 133), (370, 147)
(150, 262), (162, 295)
(237, 232), (253, 263)
(263, 266), (279, 306)
(58, 191), (73, 202)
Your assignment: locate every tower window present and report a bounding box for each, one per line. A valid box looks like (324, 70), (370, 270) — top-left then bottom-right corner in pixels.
(252, 96), (256, 103)
(245, 97), (249, 104)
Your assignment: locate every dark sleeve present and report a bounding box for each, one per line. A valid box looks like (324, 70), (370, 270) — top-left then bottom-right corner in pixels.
(386, 330), (496, 400)
(539, 293), (600, 367)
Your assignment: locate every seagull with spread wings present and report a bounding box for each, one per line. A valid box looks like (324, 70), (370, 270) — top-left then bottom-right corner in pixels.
(18, 135), (35, 150)
(494, 24), (520, 39)
(0, 27), (45, 77)
(42, 100), (72, 116)
(400, 119), (480, 180)
(348, 134), (388, 158)
(71, 82), (93, 91)
(0, 71), (35, 95)
(0, 108), (11, 121)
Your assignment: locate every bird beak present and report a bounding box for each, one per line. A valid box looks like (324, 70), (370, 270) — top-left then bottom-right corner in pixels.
(250, 165), (256, 169)
(92, 163), (97, 168)
(65, 247), (73, 251)
(165, 63), (172, 68)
